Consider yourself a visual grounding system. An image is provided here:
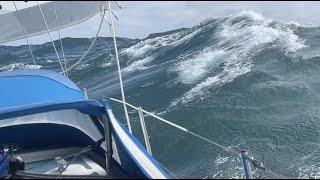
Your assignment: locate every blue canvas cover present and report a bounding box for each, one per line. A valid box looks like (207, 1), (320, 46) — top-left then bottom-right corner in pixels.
(0, 69), (85, 108)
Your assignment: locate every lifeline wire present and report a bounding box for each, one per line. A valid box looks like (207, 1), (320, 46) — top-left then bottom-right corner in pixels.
(37, 1), (66, 76)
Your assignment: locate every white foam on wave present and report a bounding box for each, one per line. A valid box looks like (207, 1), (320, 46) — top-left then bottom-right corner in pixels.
(121, 43), (156, 59)
(74, 63), (89, 70)
(211, 152), (243, 178)
(36, 56), (52, 63)
(141, 81), (156, 88)
(174, 49), (226, 84)
(0, 63), (41, 71)
(171, 11), (306, 106)
(288, 150), (320, 179)
(99, 62), (113, 68)
(122, 56), (154, 73)
(120, 28), (202, 73)
(297, 163), (320, 179)
(239, 10), (265, 19)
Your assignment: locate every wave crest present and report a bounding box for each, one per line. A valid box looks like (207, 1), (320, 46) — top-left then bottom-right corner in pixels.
(170, 11), (306, 106)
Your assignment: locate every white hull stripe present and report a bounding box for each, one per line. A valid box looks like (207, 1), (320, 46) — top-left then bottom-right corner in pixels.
(106, 108), (169, 179)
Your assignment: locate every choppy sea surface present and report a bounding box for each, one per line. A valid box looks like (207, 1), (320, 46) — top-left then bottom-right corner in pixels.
(2, 11), (320, 178)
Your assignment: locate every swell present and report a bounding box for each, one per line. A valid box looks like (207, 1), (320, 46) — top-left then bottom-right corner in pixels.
(1, 10), (320, 179)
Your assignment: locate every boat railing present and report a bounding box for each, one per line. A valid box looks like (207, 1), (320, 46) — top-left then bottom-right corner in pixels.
(106, 97), (286, 179)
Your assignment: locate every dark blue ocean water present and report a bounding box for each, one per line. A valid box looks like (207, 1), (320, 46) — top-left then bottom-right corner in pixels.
(2, 11), (320, 178)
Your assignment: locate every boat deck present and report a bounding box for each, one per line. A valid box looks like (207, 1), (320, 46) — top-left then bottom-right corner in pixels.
(10, 147), (128, 179)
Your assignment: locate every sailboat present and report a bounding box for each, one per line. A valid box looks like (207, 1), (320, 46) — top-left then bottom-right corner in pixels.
(0, 1), (287, 179)
(0, 1), (170, 179)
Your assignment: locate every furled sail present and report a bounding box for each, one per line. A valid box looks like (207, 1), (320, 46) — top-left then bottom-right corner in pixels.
(0, 1), (104, 44)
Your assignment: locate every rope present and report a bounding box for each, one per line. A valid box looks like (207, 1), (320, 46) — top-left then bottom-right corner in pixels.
(52, 1), (68, 77)
(107, 1), (132, 134)
(37, 1), (66, 76)
(22, 147), (90, 173)
(60, 4), (106, 74)
(55, 145), (92, 179)
(22, 138), (105, 178)
(13, 1), (37, 67)
(56, 137), (105, 179)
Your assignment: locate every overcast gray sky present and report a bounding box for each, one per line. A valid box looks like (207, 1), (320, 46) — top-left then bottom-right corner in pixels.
(2, 1), (320, 46)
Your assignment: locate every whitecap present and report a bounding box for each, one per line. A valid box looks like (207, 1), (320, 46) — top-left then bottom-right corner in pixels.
(0, 63), (41, 71)
(120, 28), (202, 73)
(74, 63), (89, 70)
(100, 62), (113, 68)
(123, 56), (154, 73)
(171, 10), (306, 106)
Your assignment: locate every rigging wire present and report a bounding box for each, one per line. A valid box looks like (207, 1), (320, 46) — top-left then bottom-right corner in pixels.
(59, 4), (106, 74)
(106, 1), (132, 134)
(37, 1), (66, 76)
(13, 1), (37, 67)
(52, 1), (68, 77)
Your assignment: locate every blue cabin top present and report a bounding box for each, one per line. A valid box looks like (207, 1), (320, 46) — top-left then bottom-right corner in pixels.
(0, 69), (171, 179)
(0, 69), (85, 108)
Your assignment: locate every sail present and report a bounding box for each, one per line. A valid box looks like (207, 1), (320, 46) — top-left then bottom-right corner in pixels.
(0, 1), (104, 44)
